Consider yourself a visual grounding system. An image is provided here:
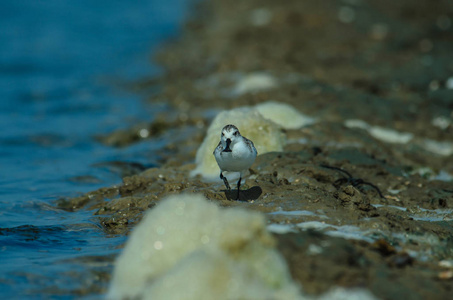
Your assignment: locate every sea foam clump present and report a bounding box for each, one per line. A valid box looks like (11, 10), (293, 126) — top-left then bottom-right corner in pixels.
(233, 72), (278, 95)
(191, 106), (286, 179)
(107, 194), (302, 300)
(344, 119), (414, 144)
(256, 101), (317, 130)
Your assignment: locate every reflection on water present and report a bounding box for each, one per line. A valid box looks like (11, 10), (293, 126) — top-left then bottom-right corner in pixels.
(0, 0), (189, 297)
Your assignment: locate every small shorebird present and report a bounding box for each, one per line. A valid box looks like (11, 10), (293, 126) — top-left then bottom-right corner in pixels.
(213, 124), (257, 200)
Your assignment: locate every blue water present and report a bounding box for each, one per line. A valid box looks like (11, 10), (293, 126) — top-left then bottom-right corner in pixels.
(0, 0), (190, 298)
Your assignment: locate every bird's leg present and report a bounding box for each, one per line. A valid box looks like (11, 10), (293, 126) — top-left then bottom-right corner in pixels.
(220, 172), (230, 190)
(236, 177), (241, 200)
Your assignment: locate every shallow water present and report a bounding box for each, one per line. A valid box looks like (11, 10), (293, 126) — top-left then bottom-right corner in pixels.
(0, 0), (189, 297)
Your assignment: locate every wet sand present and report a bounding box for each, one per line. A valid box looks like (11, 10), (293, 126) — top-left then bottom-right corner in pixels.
(60, 0), (453, 298)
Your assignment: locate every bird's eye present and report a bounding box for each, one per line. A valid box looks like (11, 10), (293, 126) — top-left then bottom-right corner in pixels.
(221, 132), (224, 136)
(233, 131), (239, 136)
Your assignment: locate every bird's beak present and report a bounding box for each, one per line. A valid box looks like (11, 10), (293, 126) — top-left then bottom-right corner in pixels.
(223, 138), (232, 152)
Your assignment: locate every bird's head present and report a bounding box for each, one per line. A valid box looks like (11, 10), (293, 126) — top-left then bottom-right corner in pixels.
(220, 124), (240, 152)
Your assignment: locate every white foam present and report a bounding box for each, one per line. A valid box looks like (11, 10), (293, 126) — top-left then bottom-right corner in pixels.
(372, 204), (407, 211)
(269, 210), (318, 217)
(256, 101), (317, 129)
(344, 119), (414, 144)
(233, 72), (278, 95)
(432, 116), (451, 130)
(108, 194), (302, 300)
(296, 222), (374, 242)
(409, 207), (453, 222)
(267, 223), (297, 234)
(315, 287), (379, 300)
(420, 138), (453, 156)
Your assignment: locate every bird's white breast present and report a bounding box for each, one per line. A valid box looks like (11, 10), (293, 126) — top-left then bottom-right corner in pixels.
(214, 139), (256, 172)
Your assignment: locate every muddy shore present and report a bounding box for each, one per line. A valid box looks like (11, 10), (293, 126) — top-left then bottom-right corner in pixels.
(59, 0), (453, 298)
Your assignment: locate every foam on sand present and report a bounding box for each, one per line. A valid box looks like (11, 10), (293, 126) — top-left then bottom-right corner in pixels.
(256, 101), (317, 130)
(233, 72), (278, 95)
(107, 194), (302, 300)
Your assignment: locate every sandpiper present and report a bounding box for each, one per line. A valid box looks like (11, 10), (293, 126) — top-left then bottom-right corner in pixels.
(213, 124), (257, 200)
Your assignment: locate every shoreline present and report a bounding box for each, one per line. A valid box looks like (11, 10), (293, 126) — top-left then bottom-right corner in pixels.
(62, 0), (453, 298)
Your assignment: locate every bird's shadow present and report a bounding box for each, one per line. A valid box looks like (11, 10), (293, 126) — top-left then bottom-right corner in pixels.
(223, 186), (262, 202)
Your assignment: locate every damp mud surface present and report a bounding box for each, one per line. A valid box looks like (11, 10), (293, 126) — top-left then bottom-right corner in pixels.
(59, 0), (453, 298)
